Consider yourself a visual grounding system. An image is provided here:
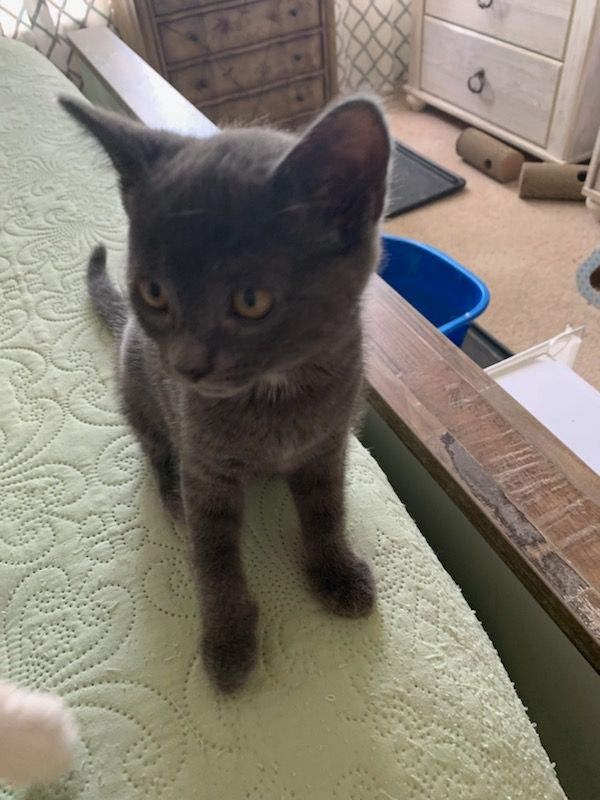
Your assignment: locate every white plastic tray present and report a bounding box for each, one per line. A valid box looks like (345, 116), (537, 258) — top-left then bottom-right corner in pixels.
(486, 326), (600, 475)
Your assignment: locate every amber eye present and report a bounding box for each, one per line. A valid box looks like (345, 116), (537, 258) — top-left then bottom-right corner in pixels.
(139, 280), (168, 311)
(231, 288), (274, 320)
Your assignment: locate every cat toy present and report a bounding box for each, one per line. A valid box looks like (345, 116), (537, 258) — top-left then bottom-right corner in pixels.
(519, 163), (588, 201)
(456, 127), (524, 183)
(0, 683), (77, 787)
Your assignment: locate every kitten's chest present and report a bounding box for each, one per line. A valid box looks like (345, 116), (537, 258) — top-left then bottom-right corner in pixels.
(254, 415), (323, 473)
(236, 399), (332, 473)
(186, 378), (358, 475)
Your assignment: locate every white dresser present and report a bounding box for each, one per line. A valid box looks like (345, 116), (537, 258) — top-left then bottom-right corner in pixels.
(404, 0), (600, 163)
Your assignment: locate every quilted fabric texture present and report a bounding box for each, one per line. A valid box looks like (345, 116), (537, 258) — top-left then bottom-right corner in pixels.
(0, 37), (567, 800)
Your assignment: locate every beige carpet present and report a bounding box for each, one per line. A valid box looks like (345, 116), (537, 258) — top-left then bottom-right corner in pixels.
(383, 98), (600, 390)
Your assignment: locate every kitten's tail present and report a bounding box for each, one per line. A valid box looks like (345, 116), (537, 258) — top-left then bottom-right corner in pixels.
(87, 245), (127, 335)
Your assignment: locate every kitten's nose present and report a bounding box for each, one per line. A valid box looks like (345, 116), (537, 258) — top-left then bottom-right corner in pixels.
(171, 338), (212, 382)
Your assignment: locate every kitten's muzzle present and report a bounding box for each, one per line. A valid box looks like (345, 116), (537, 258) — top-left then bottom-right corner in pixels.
(174, 364), (212, 383)
(169, 337), (213, 383)
(171, 360), (252, 396)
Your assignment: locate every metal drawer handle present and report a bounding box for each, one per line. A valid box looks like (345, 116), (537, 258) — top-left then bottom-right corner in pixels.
(477, 0), (493, 8)
(467, 69), (486, 94)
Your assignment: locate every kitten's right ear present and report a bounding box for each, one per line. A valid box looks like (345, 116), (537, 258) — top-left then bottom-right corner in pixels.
(59, 96), (180, 196)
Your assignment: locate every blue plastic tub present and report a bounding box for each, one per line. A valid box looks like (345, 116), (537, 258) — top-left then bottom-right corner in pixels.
(379, 234), (490, 346)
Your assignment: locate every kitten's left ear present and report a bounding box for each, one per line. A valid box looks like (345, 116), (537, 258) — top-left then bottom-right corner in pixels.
(59, 96), (182, 199)
(273, 97), (391, 242)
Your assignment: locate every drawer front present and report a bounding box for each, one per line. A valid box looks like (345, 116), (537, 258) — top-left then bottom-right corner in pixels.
(421, 18), (561, 145)
(425, 0), (572, 60)
(153, 0), (211, 16)
(169, 33), (323, 104)
(159, 0), (321, 65)
(204, 75), (325, 124)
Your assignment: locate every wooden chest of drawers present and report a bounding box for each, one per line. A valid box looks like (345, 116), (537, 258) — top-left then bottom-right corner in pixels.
(114, 0), (337, 128)
(405, 0), (600, 163)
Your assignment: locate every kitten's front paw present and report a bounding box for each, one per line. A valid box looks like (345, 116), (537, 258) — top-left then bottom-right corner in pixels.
(307, 556), (376, 618)
(202, 602), (259, 693)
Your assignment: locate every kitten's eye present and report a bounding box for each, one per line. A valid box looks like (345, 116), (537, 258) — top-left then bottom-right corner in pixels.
(139, 280), (168, 311)
(231, 288), (274, 320)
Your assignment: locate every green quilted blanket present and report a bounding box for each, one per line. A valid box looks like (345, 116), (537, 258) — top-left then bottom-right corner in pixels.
(0, 37), (566, 800)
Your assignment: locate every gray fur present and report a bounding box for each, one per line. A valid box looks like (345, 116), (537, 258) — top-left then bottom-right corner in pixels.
(60, 95), (390, 692)
(87, 244), (127, 333)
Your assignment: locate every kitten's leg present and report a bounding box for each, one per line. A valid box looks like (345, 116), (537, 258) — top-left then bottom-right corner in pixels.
(126, 412), (183, 520)
(289, 444), (375, 617)
(119, 325), (183, 519)
(181, 469), (258, 693)
(139, 432), (182, 520)
(121, 378), (183, 519)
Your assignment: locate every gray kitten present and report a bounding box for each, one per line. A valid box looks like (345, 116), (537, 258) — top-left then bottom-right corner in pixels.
(59, 95), (390, 692)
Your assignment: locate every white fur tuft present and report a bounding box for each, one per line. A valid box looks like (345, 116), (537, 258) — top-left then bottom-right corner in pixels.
(0, 683), (77, 787)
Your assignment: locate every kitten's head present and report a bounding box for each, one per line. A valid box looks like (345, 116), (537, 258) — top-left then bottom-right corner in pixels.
(60, 96), (390, 397)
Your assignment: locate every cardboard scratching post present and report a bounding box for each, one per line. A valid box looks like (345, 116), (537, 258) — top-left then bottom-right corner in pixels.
(456, 128), (524, 183)
(519, 163), (588, 201)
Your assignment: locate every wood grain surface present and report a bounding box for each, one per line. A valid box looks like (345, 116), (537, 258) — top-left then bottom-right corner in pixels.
(364, 274), (600, 674)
